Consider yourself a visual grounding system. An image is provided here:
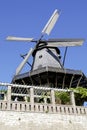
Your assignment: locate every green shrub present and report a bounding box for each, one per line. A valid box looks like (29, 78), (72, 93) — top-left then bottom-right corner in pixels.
(70, 87), (87, 106)
(55, 91), (70, 105)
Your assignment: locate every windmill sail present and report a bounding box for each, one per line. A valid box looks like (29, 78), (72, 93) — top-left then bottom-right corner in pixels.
(6, 36), (34, 42)
(47, 39), (84, 47)
(42, 9), (60, 35)
(16, 48), (33, 75)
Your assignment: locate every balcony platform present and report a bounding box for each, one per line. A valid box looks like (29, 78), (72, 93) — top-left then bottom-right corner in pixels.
(12, 67), (87, 88)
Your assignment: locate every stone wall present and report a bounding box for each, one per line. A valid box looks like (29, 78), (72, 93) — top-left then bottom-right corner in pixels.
(0, 111), (87, 130)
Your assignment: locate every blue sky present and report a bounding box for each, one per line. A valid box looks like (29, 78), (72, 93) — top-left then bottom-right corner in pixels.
(0, 0), (87, 82)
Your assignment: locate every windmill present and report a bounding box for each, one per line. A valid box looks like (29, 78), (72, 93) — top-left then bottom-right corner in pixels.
(6, 9), (85, 88)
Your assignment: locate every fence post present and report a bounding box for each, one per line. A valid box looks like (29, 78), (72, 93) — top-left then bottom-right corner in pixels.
(7, 85), (11, 110)
(30, 87), (34, 111)
(70, 91), (75, 106)
(51, 89), (55, 112)
(51, 89), (55, 105)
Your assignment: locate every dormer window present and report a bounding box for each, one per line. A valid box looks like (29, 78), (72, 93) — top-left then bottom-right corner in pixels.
(39, 55), (42, 59)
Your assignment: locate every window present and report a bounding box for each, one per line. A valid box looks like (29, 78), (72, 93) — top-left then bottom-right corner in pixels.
(39, 55), (42, 58)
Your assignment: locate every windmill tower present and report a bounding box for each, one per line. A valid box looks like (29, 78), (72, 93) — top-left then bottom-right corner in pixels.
(7, 9), (86, 88)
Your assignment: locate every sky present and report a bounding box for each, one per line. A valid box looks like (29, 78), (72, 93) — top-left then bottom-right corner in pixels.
(0, 0), (87, 83)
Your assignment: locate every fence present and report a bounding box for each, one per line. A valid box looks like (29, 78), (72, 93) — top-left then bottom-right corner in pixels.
(0, 82), (86, 115)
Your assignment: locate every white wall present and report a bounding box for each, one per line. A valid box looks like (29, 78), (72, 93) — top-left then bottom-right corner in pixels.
(0, 111), (87, 130)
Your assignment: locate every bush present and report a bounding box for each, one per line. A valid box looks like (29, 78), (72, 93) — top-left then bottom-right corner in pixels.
(70, 87), (87, 106)
(55, 91), (70, 105)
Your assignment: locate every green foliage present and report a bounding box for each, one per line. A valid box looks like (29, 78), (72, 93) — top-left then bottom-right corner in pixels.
(39, 91), (51, 104)
(70, 87), (87, 98)
(70, 87), (87, 106)
(55, 91), (70, 105)
(0, 90), (7, 94)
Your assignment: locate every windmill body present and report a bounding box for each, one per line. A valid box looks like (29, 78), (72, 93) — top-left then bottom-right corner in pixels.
(32, 46), (62, 71)
(6, 9), (87, 88)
